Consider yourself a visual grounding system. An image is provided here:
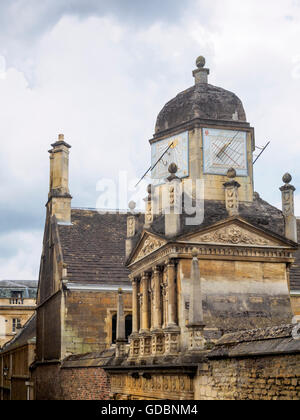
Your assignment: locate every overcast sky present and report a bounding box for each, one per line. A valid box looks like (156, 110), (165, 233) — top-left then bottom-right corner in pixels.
(0, 0), (300, 280)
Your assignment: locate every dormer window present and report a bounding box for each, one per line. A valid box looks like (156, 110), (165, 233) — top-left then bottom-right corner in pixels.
(10, 291), (23, 304)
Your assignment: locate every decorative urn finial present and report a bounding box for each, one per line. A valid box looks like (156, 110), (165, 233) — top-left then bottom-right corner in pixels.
(193, 55), (210, 84)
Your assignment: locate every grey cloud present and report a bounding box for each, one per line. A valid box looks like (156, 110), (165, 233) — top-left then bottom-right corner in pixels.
(0, 0), (196, 84)
(0, 0), (194, 42)
(0, 206), (44, 235)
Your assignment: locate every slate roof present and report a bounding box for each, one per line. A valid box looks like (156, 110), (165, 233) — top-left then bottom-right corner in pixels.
(1, 314), (36, 353)
(146, 194), (286, 239)
(57, 209), (130, 286)
(290, 219), (300, 291)
(155, 83), (247, 134)
(0, 280), (38, 299)
(208, 324), (300, 358)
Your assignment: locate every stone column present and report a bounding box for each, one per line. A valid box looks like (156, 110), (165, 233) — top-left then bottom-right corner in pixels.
(223, 168), (241, 217)
(161, 265), (168, 329)
(129, 277), (140, 359)
(141, 272), (150, 332)
(187, 249), (206, 352)
(152, 267), (162, 331)
(280, 173), (298, 243)
(132, 278), (139, 334)
(116, 289), (126, 358)
(167, 259), (177, 328)
(151, 266), (165, 356)
(139, 272), (152, 357)
(116, 289), (125, 340)
(164, 260), (180, 356)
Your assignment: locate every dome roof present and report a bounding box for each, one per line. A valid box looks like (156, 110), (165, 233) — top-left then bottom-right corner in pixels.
(155, 57), (247, 134)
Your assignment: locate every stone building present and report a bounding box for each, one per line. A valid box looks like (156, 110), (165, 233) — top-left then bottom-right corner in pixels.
(28, 56), (300, 400)
(31, 136), (133, 400)
(0, 280), (37, 348)
(290, 221), (300, 315)
(0, 314), (36, 400)
(103, 57), (300, 400)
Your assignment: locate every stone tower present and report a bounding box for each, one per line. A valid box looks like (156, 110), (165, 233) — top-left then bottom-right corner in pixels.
(151, 56), (255, 203)
(106, 57), (298, 400)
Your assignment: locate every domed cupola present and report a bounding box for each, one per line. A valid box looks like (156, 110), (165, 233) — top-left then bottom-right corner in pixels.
(155, 56), (247, 135)
(150, 56), (254, 204)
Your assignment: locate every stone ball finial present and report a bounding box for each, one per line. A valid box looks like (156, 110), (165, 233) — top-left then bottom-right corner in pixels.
(168, 163), (178, 174)
(192, 247), (199, 258)
(128, 201), (136, 212)
(282, 173), (292, 184)
(196, 56), (206, 69)
(227, 168), (237, 179)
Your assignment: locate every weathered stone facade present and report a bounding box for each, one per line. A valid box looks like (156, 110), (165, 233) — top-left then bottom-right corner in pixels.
(0, 315), (36, 400)
(195, 354), (300, 400)
(32, 135), (133, 400)
(0, 281), (37, 348)
(104, 57), (300, 400)
(19, 57), (300, 400)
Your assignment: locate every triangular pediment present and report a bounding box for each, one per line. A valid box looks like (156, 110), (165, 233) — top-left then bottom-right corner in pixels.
(129, 231), (167, 265)
(180, 218), (293, 248)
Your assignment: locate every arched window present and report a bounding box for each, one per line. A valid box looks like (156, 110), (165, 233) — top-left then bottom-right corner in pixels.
(111, 313), (132, 344)
(125, 314), (132, 341)
(112, 314), (117, 344)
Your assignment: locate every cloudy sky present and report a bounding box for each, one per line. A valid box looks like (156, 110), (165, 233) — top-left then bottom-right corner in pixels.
(0, 0), (300, 280)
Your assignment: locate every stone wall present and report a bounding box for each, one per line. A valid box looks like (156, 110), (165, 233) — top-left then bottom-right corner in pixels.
(33, 350), (300, 400)
(62, 290), (132, 357)
(291, 295), (300, 316)
(36, 293), (62, 361)
(33, 364), (62, 400)
(195, 354), (300, 400)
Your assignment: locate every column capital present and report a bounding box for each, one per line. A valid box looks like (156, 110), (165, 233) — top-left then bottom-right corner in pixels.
(141, 271), (151, 280)
(152, 266), (161, 275)
(166, 258), (177, 267)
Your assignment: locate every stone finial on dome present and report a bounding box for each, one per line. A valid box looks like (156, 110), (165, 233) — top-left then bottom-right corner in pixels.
(282, 173), (292, 185)
(193, 55), (210, 85)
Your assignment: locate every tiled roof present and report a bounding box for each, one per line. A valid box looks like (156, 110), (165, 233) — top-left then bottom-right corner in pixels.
(290, 219), (300, 291)
(57, 209), (130, 285)
(208, 324), (300, 358)
(146, 195), (285, 239)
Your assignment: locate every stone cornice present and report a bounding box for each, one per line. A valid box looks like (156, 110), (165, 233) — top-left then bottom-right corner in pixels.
(150, 117), (252, 143)
(129, 242), (295, 277)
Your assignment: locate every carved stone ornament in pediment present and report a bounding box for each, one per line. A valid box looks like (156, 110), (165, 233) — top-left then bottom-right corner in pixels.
(133, 236), (166, 263)
(188, 224), (280, 247)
